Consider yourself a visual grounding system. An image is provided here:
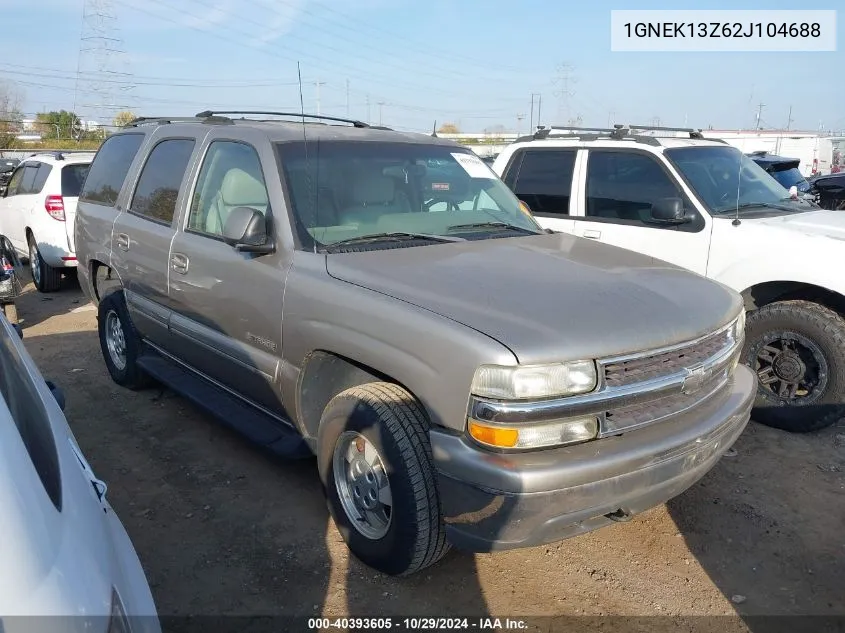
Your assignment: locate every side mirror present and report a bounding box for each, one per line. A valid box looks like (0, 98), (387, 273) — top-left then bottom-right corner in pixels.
(222, 206), (274, 254)
(648, 197), (691, 225)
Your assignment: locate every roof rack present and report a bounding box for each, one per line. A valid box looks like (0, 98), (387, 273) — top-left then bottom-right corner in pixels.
(123, 115), (233, 128)
(195, 110), (375, 129)
(514, 123), (727, 146)
(27, 150), (95, 161)
(624, 124), (706, 139)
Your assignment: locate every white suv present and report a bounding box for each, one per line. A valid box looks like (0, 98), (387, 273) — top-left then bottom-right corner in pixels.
(492, 124), (845, 435)
(0, 151), (94, 292)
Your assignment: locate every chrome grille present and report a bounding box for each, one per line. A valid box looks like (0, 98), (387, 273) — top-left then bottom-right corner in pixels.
(602, 365), (732, 436)
(603, 327), (733, 388)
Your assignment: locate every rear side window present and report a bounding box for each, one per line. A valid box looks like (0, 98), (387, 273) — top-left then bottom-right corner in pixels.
(130, 138), (196, 224)
(61, 164), (91, 198)
(31, 164), (52, 194)
(18, 164), (40, 195)
(509, 150), (577, 216)
(79, 133), (145, 207)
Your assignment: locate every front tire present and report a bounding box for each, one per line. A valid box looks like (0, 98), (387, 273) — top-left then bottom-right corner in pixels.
(97, 291), (150, 389)
(742, 300), (845, 433)
(28, 235), (62, 293)
(317, 382), (450, 576)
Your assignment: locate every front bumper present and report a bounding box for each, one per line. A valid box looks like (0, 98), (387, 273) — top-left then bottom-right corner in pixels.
(431, 363), (756, 552)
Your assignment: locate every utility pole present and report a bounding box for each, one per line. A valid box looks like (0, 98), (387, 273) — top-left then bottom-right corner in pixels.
(786, 105), (793, 131)
(346, 79), (350, 118)
(537, 93), (542, 128)
(377, 101), (385, 126)
(755, 102), (765, 129)
(530, 92), (542, 131)
(313, 80), (326, 115)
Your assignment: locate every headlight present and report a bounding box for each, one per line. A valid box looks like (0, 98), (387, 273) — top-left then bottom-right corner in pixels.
(734, 307), (746, 341)
(471, 360), (597, 400)
(468, 416), (599, 450)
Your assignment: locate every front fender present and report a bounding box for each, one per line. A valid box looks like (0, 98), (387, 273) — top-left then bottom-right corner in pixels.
(711, 256), (845, 302)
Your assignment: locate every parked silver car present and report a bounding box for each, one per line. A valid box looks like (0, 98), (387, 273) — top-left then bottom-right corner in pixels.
(0, 313), (159, 630)
(74, 111), (756, 576)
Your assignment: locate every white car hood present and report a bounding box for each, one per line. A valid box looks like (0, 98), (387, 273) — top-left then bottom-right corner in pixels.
(754, 209), (845, 240)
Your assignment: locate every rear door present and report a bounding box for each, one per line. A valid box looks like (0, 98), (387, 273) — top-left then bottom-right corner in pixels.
(0, 164), (29, 253)
(110, 133), (202, 348)
(498, 147), (578, 234)
(76, 132), (147, 298)
(59, 162), (91, 254)
(2, 162), (46, 253)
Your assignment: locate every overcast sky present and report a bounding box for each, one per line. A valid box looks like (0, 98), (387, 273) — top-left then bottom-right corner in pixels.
(1, 0), (842, 133)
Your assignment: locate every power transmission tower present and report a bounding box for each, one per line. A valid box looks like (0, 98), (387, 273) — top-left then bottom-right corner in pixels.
(73, 0), (134, 132)
(553, 63), (576, 124)
(755, 102), (765, 130)
(377, 101), (385, 126)
(786, 105), (793, 131)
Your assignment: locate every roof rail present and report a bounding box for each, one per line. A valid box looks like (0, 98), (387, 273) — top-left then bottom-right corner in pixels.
(533, 125), (622, 140)
(195, 110), (375, 129)
(123, 114), (234, 128)
(624, 124), (706, 139)
(27, 150), (95, 161)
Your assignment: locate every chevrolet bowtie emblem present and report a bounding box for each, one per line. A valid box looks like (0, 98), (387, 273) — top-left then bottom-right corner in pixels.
(682, 364), (710, 394)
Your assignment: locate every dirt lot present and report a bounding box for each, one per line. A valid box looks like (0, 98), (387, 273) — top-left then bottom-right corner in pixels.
(12, 275), (845, 630)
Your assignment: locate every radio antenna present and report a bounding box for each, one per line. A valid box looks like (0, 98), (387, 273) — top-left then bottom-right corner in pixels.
(732, 147), (742, 226)
(297, 62), (317, 253)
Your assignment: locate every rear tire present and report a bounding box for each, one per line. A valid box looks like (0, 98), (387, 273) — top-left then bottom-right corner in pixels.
(97, 291), (151, 390)
(317, 382), (450, 576)
(742, 300), (845, 433)
(28, 235), (61, 293)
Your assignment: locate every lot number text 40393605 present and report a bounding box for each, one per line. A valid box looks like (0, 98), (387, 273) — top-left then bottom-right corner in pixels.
(308, 617), (529, 630)
(610, 10), (837, 52)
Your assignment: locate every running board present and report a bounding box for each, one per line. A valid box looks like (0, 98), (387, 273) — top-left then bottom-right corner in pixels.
(136, 351), (312, 459)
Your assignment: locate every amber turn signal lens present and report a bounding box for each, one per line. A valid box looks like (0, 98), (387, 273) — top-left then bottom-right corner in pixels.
(468, 420), (519, 448)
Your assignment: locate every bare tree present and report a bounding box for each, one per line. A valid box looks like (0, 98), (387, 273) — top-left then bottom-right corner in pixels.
(437, 123), (459, 134)
(0, 81), (24, 149)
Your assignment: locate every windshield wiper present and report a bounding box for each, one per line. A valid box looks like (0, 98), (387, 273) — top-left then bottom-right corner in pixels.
(446, 221), (540, 234)
(719, 201), (799, 214)
(324, 231), (466, 249)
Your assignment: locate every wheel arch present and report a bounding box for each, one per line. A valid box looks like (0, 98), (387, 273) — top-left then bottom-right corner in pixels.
(89, 260), (123, 303)
(741, 280), (845, 316)
(296, 350), (425, 440)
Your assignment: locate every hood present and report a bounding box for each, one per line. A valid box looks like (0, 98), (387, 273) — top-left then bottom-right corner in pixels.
(753, 209), (845, 240)
(325, 233), (741, 364)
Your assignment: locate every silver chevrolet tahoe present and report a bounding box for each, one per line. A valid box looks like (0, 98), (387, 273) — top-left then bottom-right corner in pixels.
(74, 111), (756, 577)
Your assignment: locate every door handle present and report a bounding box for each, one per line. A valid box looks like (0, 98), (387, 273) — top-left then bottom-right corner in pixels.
(116, 233), (130, 251)
(170, 253), (189, 274)
(583, 229), (601, 239)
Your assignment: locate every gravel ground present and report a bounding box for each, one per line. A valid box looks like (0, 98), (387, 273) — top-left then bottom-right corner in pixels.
(13, 275), (845, 632)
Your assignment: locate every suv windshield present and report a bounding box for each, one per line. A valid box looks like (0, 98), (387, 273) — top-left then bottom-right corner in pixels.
(276, 141), (542, 249)
(664, 146), (807, 216)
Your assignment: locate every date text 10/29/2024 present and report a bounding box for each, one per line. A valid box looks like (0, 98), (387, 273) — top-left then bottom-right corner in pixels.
(308, 618), (529, 631)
